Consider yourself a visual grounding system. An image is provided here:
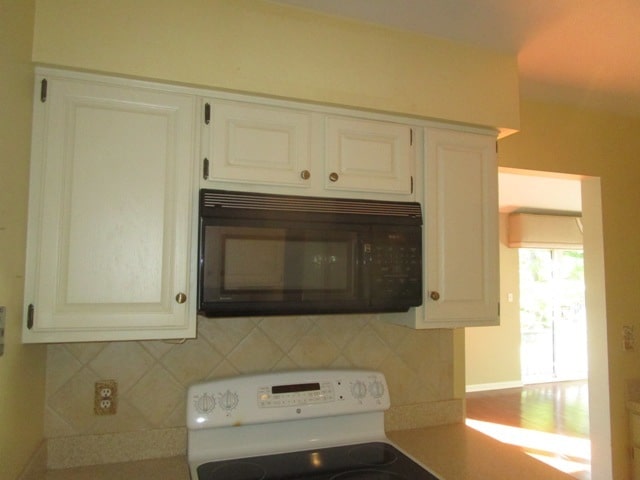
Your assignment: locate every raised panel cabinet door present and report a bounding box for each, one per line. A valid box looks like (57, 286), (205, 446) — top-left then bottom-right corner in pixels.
(203, 100), (313, 188)
(325, 116), (413, 196)
(23, 73), (197, 342)
(423, 128), (499, 326)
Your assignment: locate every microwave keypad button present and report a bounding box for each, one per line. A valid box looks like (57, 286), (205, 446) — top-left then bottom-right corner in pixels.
(370, 237), (421, 301)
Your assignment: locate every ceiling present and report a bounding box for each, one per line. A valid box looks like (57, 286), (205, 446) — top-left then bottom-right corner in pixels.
(271, 0), (640, 117)
(271, 0), (615, 212)
(498, 172), (581, 214)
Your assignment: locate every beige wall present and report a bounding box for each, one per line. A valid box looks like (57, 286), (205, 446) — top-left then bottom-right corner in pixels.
(27, 0), (521, 428)
(8, 1), (640, 478)
(465, 214), (521, 388)
(466, 100), (640, 477)
(0, 1), (46, 479)
(496, 99), (640, 480)
(21, 0), (523, 471)
(31, 0), (520, 134)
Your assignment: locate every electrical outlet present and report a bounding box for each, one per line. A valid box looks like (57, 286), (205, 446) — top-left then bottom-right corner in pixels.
(94, 380), (117, 415)
(623, 325), (635, 352)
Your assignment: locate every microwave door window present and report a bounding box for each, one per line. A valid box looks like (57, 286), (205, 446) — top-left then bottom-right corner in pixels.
(223, 237), (285, 293)
(201, 225), (360, 306)
(202, 227), (288, 302)
(221, 237), (352, 300)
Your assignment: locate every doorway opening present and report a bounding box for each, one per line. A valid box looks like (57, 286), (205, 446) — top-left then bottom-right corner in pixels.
(465, 169), (611, 479)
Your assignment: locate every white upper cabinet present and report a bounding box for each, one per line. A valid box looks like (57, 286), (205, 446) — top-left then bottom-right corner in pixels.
(423, 127), (499, 327)
(324, 116), (413, 195)
(202, 100), (313, 189)
(201, 100), (415, 200)
(23, 70), (198, 343)
(22, 68), (498, 340)
(384, 127), (499, 329)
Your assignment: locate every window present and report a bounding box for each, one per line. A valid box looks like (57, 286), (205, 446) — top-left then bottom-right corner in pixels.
(519, 249), (587, 383)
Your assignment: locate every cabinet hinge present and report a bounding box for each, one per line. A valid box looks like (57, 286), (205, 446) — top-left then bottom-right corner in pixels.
(203, 158), (210, 180)
(27, 304), (34, 329)
(40, 79), (48, 103)
(204, 103), (211, 125)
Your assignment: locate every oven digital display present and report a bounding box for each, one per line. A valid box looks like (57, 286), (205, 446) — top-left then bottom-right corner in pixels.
(272, 382), (321, 394)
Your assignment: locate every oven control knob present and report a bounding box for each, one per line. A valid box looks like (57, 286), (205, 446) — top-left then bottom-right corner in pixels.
(369, 380), (385, 399)
(350, 380), (367, 400)
(218, 390), (239, 411)
(194, 393), (216, 414)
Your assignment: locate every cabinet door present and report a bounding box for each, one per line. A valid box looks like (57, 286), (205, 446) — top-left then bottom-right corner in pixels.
(423, 128), (499, 327)
(203, 100), (313, 189)
(325, 116), (413, 196)
(23, 73), (197, 342)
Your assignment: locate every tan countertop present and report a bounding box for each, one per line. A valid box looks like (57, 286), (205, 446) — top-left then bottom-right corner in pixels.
(42, 456), (189, 480)
(388, 424), (576, 480)
(42, 424), (576, 480)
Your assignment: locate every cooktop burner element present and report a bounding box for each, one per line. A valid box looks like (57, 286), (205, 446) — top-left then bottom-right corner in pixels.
(187, 370), (442, 480)
(330, 471), (405, 480)
(348, 442), (397, 466)
(203, 462), (266, 480)
(196, 443), (438, 480)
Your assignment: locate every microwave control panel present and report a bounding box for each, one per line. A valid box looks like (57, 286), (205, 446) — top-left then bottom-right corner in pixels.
(367, 228), (422, 303)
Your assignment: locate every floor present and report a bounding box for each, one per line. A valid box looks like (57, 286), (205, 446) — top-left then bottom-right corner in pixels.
(465, 380), (590, 480)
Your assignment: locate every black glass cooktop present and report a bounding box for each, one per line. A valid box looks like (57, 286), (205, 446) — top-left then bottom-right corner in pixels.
(196, 442), (440, 479)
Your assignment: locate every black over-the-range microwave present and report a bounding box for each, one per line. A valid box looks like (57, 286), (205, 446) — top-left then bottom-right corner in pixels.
(197, 189), (423, 317)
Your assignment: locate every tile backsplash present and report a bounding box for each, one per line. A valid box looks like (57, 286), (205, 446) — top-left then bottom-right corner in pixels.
(45, 314), (455, 438)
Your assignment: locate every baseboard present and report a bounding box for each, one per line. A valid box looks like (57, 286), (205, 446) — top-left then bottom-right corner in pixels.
(465, 380), (523, 393)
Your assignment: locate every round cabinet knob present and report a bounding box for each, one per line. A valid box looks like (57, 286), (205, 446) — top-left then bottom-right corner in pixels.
(195, 393), (216, 414)
(429, 291), (440, 301)
(329, 172), (339, 182)
(218, 390), (239, 411)
(175, 292), (187, 304)
(300, 170), (311, 180)
(369, 380), (386, 399)
(351, 380), (367, 400)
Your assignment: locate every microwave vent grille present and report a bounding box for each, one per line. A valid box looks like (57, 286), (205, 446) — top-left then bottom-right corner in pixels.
(201, 190), (421, 219)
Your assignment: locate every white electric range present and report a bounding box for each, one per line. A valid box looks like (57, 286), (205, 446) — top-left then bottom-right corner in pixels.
(186, 369), (442, 479)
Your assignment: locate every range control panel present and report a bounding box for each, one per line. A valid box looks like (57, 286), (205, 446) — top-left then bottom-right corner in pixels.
(187, 369), (390, 430)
